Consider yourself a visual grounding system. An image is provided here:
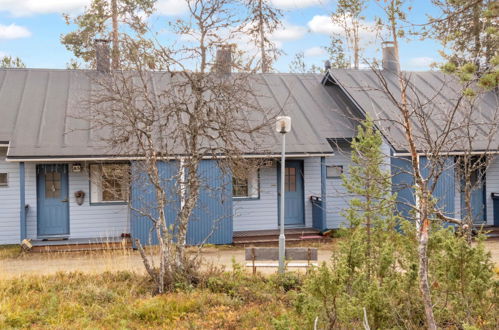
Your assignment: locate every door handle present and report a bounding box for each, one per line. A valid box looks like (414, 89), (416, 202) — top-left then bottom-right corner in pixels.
(61, 199), (68, 203)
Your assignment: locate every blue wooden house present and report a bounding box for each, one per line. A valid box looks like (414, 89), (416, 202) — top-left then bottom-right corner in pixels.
(0, 44), (497, 247)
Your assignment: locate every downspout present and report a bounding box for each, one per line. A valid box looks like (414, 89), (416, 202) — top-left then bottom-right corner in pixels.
(320, 157), (327, 231)
(19, 162), (26, 241)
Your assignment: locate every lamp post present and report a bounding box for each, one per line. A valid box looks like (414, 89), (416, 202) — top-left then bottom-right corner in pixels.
(276, 116), (291, 274)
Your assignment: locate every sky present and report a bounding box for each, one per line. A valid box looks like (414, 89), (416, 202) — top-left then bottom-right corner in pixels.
(0, 0), (444, 72)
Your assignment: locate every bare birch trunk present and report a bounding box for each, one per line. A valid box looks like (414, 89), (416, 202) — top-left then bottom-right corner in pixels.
(258, 0), (267, 73)
(398, 76), (437, 329)
(111, 0), (119, 70)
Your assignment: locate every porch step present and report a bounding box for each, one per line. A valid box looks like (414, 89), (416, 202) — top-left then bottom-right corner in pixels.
(233, 228), (328, 245)
(472, 225), (499, 239)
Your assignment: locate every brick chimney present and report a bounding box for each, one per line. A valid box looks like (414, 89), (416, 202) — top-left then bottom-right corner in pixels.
(214, 45), (233, 74)
(382, 41), (399, 74)
(95, 39), (110, 73)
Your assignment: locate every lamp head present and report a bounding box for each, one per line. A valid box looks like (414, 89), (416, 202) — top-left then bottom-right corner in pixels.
(276, 116), (291, 134)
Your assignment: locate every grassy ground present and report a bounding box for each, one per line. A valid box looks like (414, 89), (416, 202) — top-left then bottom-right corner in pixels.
(0, 240), (498, 329)
(0, 269), (304, 329)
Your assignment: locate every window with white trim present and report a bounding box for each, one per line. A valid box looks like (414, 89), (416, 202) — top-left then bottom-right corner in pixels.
(90, 164), (129, 203)
(232, 168), (259, 198)
(326, 165), (343, 178)
(0, 173), (7, 186)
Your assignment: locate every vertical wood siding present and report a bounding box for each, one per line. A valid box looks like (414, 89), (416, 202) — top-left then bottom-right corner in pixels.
(420, 156), (456, 217)
(391, 156), (415, 219)
(130, 161), (180, 246)
(0, 148), (20, 244)
(131, 160), (233, 246)
(187, 160), (233, 245)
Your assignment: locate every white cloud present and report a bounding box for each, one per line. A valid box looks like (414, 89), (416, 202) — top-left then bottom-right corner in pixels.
(155, 0), (189, 16)
(0, 24), (31, 39)
(308, 15), (378, 43)
(408, 56), (434, 68)
(270, 23), (306, 42)
(307, 15), (342, 35)
(304, 46), (325, 57)
(0, 0), (90, 16)
(271, 0), (328, 9)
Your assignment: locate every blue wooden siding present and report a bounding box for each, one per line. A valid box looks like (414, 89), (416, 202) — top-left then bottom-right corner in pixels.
(130, 160), (233, 246)
(392, 155), (456, 219)
(391, 156), (415, 218)
(130, 161), (180, 246)
(186, 160), (233, 245)
(420, 156), (455, 217)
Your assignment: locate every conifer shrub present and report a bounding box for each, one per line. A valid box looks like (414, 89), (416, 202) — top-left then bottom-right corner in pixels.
(299, 119), (498, 329)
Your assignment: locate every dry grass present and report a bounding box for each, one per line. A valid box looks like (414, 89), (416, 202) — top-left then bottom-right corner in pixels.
(0, 245), (22, 259)
(0, 269), (303, 329)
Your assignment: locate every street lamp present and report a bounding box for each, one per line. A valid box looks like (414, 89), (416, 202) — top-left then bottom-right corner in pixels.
(276, 116), (291, 274)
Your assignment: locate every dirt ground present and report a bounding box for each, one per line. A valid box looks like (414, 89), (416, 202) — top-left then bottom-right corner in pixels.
(0, 240), (498, 279)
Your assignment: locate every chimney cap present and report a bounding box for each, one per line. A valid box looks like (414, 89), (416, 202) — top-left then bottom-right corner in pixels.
(215, 44), (233, 74)
(324, 60), (331, 71)
(382, 41), (395, 47)
(381, 40), (399, 74)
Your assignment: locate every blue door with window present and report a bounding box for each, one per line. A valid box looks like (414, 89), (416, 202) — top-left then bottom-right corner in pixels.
(37, 164), (70, 237)
(277, 160), (305, 226)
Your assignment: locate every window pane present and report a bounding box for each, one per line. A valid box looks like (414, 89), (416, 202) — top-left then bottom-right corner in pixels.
(0, 173), (7, 186)
(326, 165), (343, 178)
(45, 172), (61, 198)
(285, 167), (296, 192)
(101, 165), (128, 201)
(90, 164), (129, 203)
(233, 177), (249, 197)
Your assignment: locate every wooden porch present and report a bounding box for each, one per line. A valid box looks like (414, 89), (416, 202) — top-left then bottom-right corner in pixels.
(233, 228), (328, 245)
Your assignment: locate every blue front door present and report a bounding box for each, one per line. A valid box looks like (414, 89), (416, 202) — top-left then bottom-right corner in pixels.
(278, 160), (305, 226)
(37, 164), (70, 237)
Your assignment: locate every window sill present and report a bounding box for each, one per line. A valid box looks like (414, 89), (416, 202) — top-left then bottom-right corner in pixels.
(233, 197), (260, 201)
(90, 201), (128, 206)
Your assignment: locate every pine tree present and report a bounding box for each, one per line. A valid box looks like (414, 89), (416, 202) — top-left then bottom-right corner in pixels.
(61, 0), (155, 69)
(0, 56), (25, 68)
(303, 119), (419, 328)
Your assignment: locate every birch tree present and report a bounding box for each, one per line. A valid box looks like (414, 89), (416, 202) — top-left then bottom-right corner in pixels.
(371, 65), (498, 329)
(242, 0), (283, 72)
(331, 0), (369, 69)
(86, 0), (275, 293)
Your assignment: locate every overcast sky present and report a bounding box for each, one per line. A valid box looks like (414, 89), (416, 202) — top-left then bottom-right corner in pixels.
(0, 0), (443, 71)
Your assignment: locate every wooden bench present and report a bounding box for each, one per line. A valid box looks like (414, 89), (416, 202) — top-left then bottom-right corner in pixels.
(245, 247), (318, 274)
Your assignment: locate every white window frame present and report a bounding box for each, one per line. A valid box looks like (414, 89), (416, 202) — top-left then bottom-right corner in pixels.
(326, 165), (343, 178)
(90, 164), (129, 204)
(233, 168), (259, 199)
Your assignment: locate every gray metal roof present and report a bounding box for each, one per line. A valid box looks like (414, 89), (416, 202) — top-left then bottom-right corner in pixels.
(326, 69), (499, 153)
(0, 69), (356, 159)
